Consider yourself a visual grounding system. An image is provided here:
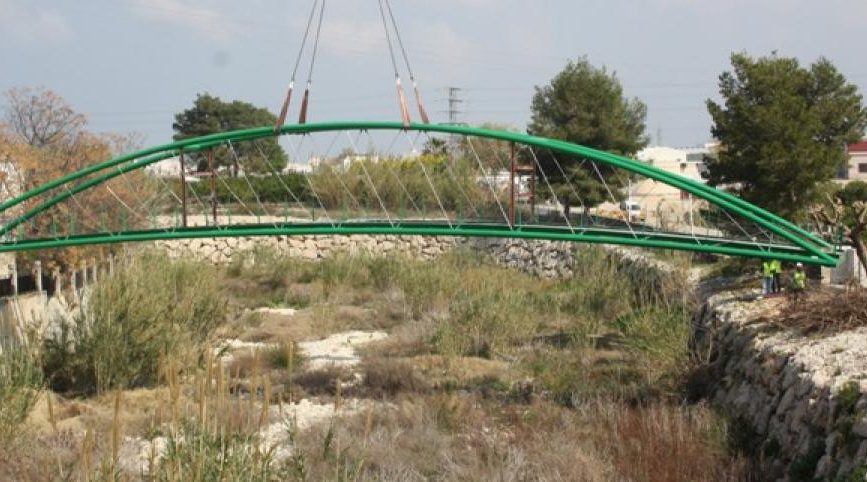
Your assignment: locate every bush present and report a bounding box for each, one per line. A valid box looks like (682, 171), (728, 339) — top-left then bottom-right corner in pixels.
(154, 420), (286, 481)
(431, 268), (540, 357)
(184, 173), (311, 206)
(0, 339), (42, 443)
(361, 358), (429, 397)
(41, 252), (226, 396)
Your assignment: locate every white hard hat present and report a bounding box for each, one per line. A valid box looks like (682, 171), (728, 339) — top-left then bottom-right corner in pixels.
(796, 262), (803, 267)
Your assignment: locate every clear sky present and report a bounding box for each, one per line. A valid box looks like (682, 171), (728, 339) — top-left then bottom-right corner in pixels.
(2, 0), (865, 148)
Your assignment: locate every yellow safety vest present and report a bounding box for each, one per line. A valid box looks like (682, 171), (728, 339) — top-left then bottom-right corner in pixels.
(793, 271), (806, 289)
(770, 260), (782, 274)
(762, 261), (774, 277)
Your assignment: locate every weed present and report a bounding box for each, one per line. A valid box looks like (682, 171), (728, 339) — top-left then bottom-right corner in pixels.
(360, 358), (429, 398)
(265, 340), (303, 373)
(0, 338), (43, 444)
(41, 252), (226, 396)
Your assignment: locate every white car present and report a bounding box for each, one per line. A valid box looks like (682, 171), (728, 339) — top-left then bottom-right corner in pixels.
(619, 200), (644, 222)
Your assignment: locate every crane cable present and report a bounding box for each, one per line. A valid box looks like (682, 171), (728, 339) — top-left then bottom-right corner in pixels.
(274, 0), (320, 131)
(377, 0), (411, 127)
(298, 0), (327, 124)
(383, 0), (430, 124)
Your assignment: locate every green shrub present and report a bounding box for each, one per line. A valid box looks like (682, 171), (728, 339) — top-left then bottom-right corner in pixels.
(613, 306), (691, 381)
(42, 253), (226, 396)
(184, 173), (311, 206)
(432, 269), (539, 357)
(0, 339), (42, 443)
(152, 420), (289, 481)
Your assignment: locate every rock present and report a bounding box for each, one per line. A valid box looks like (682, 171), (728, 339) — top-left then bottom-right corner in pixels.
(851, 417), (867, 438)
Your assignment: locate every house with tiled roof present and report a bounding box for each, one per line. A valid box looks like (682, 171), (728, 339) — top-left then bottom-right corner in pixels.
(839, 141), (867, 182)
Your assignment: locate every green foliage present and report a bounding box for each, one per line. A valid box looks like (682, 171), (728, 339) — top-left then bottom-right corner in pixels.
(839, 464), (867, 482)
(706, 53), (867, 219)
(837, 381), (861, 414)
(264, 341), (303, 372)
(430, 266), (541, 357)
(184, 173), (311, 207)
(153, 420), (288, 481)
(234, 246), (689, 405)
(0, 340), (42, 444)
(837, 181), (867, 205)
(41, 253), (226, 395)
(831, 181), (867, 232)
(173, 93), (288, 174)
(529, 58), (649, 207)
(307, 156), (490, 215)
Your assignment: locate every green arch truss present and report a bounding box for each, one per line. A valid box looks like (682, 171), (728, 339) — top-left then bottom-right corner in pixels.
(0, 121), (839, 266)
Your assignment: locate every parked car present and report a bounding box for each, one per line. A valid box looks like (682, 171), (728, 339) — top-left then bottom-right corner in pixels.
(619, 200), (645, 222)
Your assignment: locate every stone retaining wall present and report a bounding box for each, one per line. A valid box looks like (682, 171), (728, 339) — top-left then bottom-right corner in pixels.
(692, 291), (867, 480)
(152, 235), (578, 279)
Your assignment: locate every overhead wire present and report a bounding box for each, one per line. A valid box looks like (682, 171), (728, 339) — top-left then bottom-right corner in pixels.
(384, 0), (429, 123)
(298, 0), (327, 124)
(377, 0), (411, 127)
(275, 0), (320, 131)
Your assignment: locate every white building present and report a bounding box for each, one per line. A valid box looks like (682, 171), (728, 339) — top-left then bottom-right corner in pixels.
(145, 156), (183, 178)
(625, 144), (715, 229)
(0, 162), (23, 278)
(283, 162), (313, 174)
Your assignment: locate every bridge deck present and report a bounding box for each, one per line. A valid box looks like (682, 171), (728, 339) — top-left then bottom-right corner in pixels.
(0, 220), (838, 266)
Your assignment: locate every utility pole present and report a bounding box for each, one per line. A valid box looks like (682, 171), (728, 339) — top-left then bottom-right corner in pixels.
(446, 87), (464, 125)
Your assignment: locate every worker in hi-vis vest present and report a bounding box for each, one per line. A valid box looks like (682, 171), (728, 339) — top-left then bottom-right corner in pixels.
(761, 259), (774, 298)
(792, 262), (807, 303)
(770, 259), (782, 294)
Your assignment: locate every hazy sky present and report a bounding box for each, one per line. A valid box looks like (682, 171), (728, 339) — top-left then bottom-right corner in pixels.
(2, 0), (865, 148)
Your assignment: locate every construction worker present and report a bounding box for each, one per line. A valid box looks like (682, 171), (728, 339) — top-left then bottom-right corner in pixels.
(792, 262), (807, 303)
(771, 259), (783, 294)
(761, 259), (774, 298)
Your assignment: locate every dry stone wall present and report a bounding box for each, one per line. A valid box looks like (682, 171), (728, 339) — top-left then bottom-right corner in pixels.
(692, 291), (867, 480)
(151, 235), (578, 279)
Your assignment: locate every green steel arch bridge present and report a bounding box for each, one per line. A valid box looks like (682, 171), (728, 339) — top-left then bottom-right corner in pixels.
(0, 121), (839, 267)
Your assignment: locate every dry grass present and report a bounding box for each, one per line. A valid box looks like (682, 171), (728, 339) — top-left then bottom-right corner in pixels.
(292, 394), (750, 482)
(292, 365), (352, 398)
(581, 400), (752, 481)
(774, 287), (867, 335)
(292, 394), (609, 481)
(358, 357), (429, 398)
(0, 246), (759, 480)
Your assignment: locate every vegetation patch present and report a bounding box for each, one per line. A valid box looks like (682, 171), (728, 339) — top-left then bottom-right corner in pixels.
(41, 252), (227, 396)
(774, 288), (867, 335)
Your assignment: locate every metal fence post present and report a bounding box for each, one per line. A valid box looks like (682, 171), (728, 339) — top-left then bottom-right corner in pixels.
(9, 263), (17, 296)
(33, 261), (43, 293)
